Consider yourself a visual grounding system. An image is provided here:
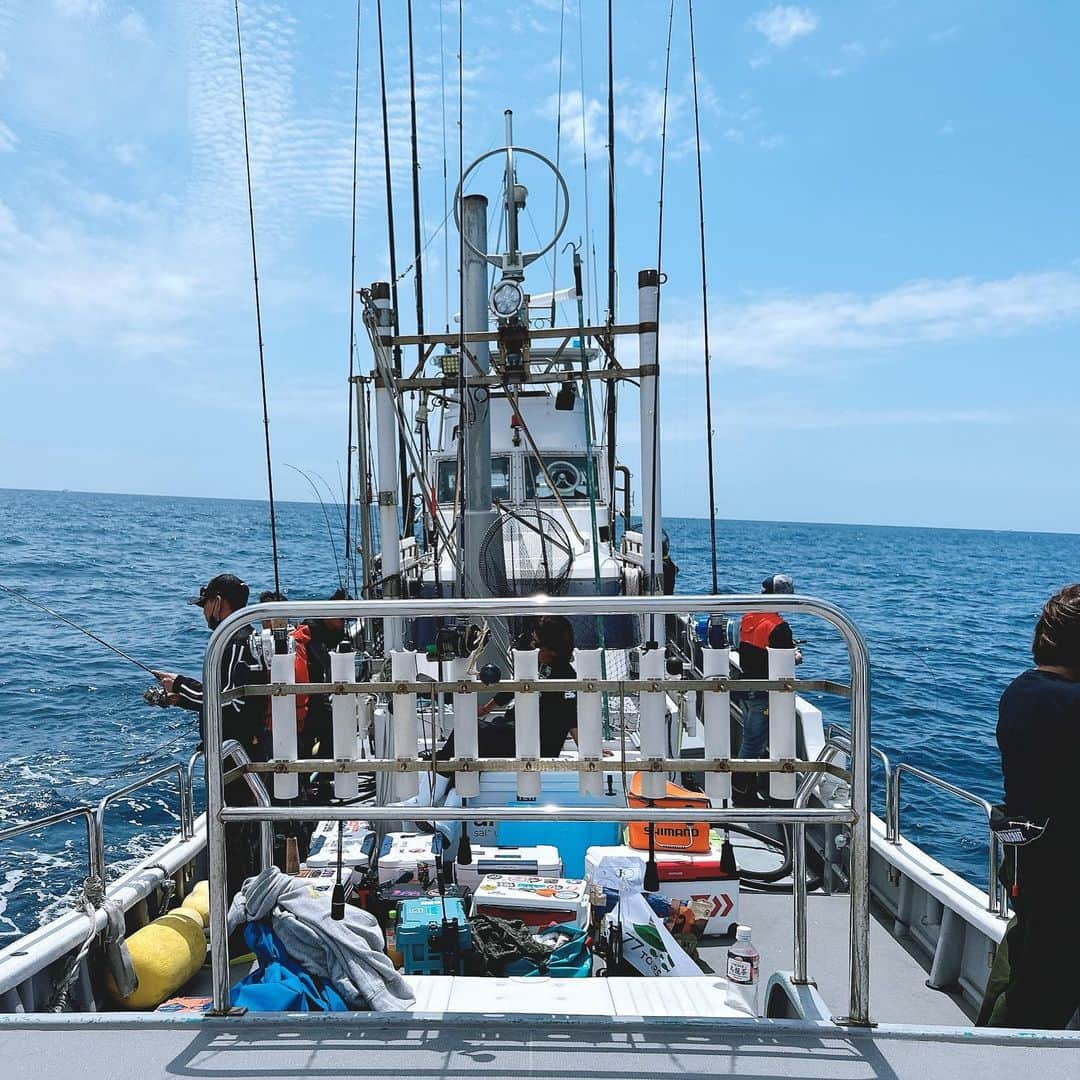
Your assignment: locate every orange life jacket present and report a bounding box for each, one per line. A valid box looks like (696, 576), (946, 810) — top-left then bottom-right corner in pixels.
(739, 611), (784, 651)
(264, 626), (311, 732)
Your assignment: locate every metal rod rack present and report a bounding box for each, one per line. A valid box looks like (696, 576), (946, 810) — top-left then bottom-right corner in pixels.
(202, 592), (873, 1025)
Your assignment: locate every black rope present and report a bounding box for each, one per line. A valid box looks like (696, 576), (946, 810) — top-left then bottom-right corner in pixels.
(345, 0), (362, 598)
(376, 0), (409, 518)
(688, 0), (718, 596)
(234, 0), (280, 596)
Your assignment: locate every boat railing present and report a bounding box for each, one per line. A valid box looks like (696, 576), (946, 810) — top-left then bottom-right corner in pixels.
(93, 763), (190, 883)
(202, 592), (873, 1024)
(826, 723), (895, 840)
(888, 762), (1006, 917)
(0, 807), (104, 886)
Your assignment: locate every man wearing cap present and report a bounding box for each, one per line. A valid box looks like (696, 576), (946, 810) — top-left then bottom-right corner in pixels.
(153, 573), (269, 763)
(734, 575), (802, 795)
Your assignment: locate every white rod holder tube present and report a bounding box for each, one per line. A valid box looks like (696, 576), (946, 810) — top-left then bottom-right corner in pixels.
(330, 647), (359, 799)
(768, 647), (797, 801)
(391, 650), (419, 799)
(637, 267), (664, 647)
(454, 675), (480, 799)
(270, 644), (299, 800)
(702, 647), (731, 805)
(514, 649), (541, 799)
(576, 649), (603, 796)
(639, 646), (667, 799)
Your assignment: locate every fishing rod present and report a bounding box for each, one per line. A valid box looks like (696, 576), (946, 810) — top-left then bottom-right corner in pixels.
(0, 582), (158, 676)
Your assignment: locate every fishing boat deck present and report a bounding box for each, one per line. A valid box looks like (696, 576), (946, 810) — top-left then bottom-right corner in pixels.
(4, 1012), (1078, 1080)
(700, 890), (972, 1026)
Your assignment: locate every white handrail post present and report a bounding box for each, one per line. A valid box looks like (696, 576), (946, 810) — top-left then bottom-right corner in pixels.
(330, 645), (359, 800)
(639, 645), (667, 799)
(576, 649), (603, 796)
(703, 646), (731, 805)
(768, 647), (797, 801)
(514, 648), (541, 799)
(391, 650), (419, 799)
(270, 636), (298, 800)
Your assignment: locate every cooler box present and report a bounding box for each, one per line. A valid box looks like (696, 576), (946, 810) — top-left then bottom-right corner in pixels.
(455, 844), (563, 892)
(627, 772), (711, 854)
(378, 832), (443, 885)
(304, 819), (376, 870)
(471, 874), (590, 928)
(584, 841), (739, 937)
(472, 768), (626, 876)
(397, 897), (472, 975)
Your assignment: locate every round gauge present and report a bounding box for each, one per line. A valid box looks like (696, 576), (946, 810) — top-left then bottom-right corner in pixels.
(490, 278), (524, 319)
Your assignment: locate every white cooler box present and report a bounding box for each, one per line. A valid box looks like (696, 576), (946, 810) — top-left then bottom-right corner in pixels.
(378, 832), (443, 885)
(455, 844), (563, 892)
(304, 819), (376, 870)
(585, 841), (739, 937)
(471, 874), (590, 928)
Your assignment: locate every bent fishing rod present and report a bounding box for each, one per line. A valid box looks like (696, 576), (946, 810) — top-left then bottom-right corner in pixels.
(0, 581), (159, 676)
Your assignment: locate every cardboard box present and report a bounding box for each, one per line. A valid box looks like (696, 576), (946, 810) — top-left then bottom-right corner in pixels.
(584, 842), (739, 936)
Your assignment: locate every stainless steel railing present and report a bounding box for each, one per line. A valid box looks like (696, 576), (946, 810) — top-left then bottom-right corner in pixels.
(0, 807), (104, 884)
(94, 763), (190, 883)
(889, 762), (1006, 917)
(826, 724), (895, 841)
(202, 592), (874, 1025)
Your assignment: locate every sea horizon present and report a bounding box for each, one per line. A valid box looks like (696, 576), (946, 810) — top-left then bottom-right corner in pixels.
(2, 485), (1076, 541)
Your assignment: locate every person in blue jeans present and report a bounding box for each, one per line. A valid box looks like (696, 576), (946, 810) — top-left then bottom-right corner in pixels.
(734, 575), (802, 795)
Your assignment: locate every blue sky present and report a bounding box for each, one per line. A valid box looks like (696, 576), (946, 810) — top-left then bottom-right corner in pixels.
(1, 1), (1079, 533)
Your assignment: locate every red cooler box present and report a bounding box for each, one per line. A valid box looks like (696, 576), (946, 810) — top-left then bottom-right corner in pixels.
(584, 841), (739, 937)
(471, 874), (590, 928)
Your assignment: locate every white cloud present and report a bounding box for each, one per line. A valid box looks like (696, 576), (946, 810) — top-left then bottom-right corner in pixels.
(758, 134), (785, 151)
(111, 142), (141, 165)
(751, 6), (819, 49)
(937, 122), (955, 137)
(930, 26), (961, 45)
(0, 119), (16, 152)
(52, 0), (104, 17)
(660, 271), (1080, 371)
(0, 49), (8, 79)
(117, 11), (148, 40)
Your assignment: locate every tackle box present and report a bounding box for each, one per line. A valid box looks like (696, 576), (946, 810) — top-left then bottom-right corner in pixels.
(584, 838), (739, 936)
(454, 844), (563, 892)
(374, 882), (471, 925)
(378, 832), (444, 885)
(471, 874), (591, 928)
(304, 819), (376, 870)
(397, 897), (472, 975)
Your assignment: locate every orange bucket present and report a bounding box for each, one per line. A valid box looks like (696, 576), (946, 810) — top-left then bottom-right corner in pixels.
(627, 772), (712, 854)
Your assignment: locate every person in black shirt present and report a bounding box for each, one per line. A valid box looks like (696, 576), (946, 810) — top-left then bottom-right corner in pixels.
(989, 584), (1080, 1028)
(153, 573), (269, 903)
(438, 615), (579, 767)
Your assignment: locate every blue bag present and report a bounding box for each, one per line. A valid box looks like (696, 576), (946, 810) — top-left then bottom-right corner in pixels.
(503, 922), (592, 978)
(231, 921), (349, 1012)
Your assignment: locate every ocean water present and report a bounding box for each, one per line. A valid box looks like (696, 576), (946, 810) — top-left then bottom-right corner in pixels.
(1, 486), (1077, 940)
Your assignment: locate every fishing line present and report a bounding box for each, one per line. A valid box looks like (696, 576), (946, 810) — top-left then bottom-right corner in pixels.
(688, 0), (719, 596)
(234, 0), (281, 596)
(285, 464), (345, 591)
(0, 583), (158, 676)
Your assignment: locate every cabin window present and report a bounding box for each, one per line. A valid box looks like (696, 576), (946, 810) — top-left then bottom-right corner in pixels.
(523, 455), (599, 501)
(436, 456), (511, 503)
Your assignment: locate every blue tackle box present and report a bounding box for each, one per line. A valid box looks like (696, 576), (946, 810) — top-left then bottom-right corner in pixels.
(397, 897), (472, 975)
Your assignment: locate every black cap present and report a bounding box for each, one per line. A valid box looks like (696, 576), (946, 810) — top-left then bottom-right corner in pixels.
(190, 574), (249, 609)
(762, 574), (795, 595)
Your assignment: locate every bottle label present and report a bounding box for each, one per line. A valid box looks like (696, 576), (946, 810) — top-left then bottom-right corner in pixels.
(727, 953), (758, 985)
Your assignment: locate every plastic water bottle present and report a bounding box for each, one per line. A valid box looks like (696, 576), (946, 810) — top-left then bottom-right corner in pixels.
(725, 924), (760, 1015)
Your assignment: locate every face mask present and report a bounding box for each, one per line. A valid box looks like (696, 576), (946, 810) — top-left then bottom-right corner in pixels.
(207, 613), (221, 630)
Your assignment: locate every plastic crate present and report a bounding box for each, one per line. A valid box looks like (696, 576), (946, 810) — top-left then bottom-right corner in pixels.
(397, 897), (471, 975)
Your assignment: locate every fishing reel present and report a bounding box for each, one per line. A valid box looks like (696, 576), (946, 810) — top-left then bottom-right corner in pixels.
(143, 685), (171, 708)
(428, 621), (487, 662)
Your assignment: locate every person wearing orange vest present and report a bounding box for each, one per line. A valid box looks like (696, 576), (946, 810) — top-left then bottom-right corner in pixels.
(735, 575), (802, 784)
